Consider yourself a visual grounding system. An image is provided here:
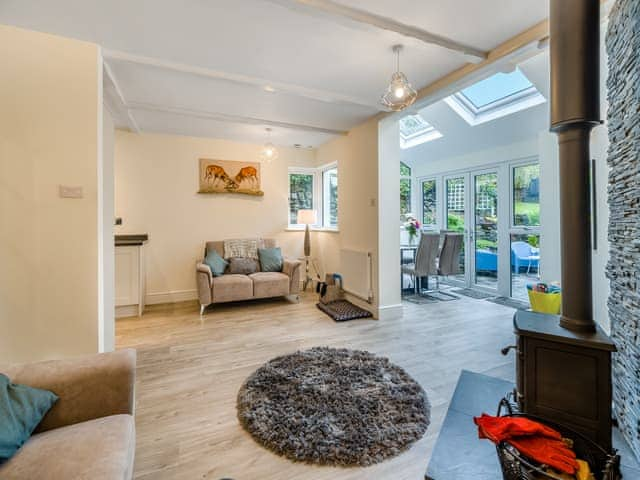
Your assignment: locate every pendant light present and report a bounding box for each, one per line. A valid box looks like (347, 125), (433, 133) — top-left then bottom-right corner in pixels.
(260, 127), (278, 163)
(380, 45), (417, 112)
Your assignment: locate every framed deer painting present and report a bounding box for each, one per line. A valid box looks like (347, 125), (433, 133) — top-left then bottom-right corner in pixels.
(197, 158), (264, 196)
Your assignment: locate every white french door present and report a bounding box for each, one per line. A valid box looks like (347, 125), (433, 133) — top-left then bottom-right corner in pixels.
(419, 157), (539, 300)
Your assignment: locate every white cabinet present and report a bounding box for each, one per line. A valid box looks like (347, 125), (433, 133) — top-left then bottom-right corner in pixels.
(115, 245), (145, 318)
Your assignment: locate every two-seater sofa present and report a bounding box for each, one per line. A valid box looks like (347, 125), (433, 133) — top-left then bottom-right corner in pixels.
(196, 239), (301, 314)
(0, 349), (136, 479)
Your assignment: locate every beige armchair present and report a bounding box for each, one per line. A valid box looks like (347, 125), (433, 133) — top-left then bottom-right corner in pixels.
(0, 349), (137, 479)
(196, 239), (301, 314)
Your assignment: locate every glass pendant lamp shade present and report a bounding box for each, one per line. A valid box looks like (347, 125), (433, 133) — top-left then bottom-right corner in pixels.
(260, 128), (278, 163)
(380, 45), (417, 112)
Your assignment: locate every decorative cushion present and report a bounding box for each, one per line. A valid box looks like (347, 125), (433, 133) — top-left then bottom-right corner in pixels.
(0, 374), (58, 462)
(223, 238), (262, 260)
(204, 250), (228, 277)
(228, 257), (260, 275)
(258, 247), (283, 272)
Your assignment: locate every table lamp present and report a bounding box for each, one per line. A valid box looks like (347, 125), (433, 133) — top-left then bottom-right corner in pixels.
(297, 209), (317, 290)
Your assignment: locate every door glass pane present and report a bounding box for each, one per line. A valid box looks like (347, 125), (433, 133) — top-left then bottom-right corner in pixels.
(289, 173), (314, 225)
(510, 233), (540, 303)
(474, 173), (498, 289)
(513, 164), (540, 226)
(446, 177), (465, 280)
(422, 179), (437, 226)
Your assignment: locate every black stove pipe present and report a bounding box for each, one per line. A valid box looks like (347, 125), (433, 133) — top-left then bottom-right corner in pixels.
(549, 0), (601, 333)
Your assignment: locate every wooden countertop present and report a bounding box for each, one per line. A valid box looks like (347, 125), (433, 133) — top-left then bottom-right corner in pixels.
(115, 234), (148, 246)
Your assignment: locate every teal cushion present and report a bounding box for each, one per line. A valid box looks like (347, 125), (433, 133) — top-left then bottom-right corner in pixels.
(0, 373), (58, 462)
(205, 250), (228, 277)
(258, 247), (283, 272)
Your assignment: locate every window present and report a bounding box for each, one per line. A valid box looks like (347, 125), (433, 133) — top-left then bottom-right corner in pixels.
(289, 171), (315, 226)
(512, 163), (540, 226)
(444, 68), (545, 126)
(400, 162), (412, 217)
(399, 114), (443, 149)
(421, 179), (437, 226)
(322, 167), (338, 228)
(288, 164), (338, 229)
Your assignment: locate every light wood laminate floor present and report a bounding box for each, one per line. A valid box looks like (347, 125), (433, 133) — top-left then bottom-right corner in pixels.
(116, 292), (517, 480)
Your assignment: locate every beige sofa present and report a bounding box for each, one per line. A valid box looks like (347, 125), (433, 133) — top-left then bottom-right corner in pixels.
(0, 349), (136, 480)
(196, 239), (301, 314)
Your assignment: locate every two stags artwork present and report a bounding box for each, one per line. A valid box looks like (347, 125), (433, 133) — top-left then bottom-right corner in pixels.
(199, 159), (264, 196)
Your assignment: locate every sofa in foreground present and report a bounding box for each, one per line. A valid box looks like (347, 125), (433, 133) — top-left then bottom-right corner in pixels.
(196, 239), (301, 314)
(0, 349), (137, 479)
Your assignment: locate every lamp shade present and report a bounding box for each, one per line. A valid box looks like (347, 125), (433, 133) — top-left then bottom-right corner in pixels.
(297, 209), (317, 225)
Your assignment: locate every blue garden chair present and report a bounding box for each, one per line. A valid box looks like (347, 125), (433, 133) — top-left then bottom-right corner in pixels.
(511, 241), (540, 273)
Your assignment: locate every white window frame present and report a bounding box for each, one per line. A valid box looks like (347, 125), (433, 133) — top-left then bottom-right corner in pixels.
(321, 163), (339, 230)
(288, 163), (339, 231)
(399, 115), (444, 149)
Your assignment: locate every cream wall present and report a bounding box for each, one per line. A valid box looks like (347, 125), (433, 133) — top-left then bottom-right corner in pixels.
(314, 117), (381, 314)
(114, 131), (316, 304)
(0, 25), (103, 363)
(100, 108), (115, 351)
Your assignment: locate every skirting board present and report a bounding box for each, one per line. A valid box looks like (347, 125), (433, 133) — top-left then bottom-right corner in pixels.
(377, 304), (403, 321)
(145, 289), (198, 305)
(115, 305), (138, 319)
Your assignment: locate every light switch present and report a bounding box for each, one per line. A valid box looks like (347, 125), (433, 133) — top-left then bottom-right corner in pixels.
(59, 185), (83, 199)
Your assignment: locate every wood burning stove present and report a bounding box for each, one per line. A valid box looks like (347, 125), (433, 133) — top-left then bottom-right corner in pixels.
(506, 0), (617, 452)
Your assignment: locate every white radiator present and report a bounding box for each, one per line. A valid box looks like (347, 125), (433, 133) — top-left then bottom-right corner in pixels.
(339, 249), (373, 303)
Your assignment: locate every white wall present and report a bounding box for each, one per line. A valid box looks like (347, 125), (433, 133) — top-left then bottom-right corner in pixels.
(411, 138), (539, 179)
(114, 131), (316, 304)
(0, 25), (103, 363)
(589, 11), (612, 332)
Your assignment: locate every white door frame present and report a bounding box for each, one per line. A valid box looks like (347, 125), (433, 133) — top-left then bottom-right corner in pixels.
(417, 155), (540, 298)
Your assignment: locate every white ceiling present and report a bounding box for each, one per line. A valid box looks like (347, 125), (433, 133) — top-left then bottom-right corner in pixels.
(0, 0), (549, 147)
(401, 50), (550, 165)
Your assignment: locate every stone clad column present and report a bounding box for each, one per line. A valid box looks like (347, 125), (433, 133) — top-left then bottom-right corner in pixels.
(606, 0), (640, 462)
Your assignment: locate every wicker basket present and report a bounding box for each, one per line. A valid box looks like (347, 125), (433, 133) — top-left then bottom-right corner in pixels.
(495, 397), (620, 480)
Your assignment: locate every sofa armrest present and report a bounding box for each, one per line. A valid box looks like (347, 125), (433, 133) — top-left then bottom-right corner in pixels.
(196, 261), (213, 305)
(282, 258), (302, 294)
(1, 349), (136, 433)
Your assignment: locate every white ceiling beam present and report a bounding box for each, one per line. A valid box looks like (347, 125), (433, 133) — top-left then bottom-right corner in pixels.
(103, 60), (141, 133)
(103, 49), (380, 110)
(266, 0), (488, 60)
(127, 101), (349, 136)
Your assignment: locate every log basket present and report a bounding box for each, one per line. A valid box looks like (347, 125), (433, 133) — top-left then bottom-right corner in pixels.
(495, 395), (620, 480)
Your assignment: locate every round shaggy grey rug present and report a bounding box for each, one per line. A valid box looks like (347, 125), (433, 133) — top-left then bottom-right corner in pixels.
(237, 347), (430, 466)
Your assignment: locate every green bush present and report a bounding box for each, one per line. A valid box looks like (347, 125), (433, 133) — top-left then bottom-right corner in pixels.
(447, 213), (465, 232)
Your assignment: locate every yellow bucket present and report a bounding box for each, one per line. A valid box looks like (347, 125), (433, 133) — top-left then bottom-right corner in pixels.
(528, 291), (562, 314)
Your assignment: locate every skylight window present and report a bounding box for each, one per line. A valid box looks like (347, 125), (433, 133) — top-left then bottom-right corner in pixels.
(399, 114), (443, 149)
(445, 68), (545, 126)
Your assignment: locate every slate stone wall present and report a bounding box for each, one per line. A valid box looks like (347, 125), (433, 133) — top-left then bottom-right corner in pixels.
(606, 0), (640, 461)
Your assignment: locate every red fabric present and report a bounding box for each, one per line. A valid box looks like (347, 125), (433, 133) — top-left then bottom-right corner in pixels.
(473, 414), (562, 443)
(508, 436), (578, 475)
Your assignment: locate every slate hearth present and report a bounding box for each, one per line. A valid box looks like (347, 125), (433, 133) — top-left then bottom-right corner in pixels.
(425, 370), (640, 480)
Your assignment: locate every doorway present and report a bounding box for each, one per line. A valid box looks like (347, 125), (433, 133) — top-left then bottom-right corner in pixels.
(418, 157), (541, 302)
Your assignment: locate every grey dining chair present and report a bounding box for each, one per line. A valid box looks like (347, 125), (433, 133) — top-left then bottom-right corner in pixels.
(401, 232), (440, 295)
(437, 232), (464, 289)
